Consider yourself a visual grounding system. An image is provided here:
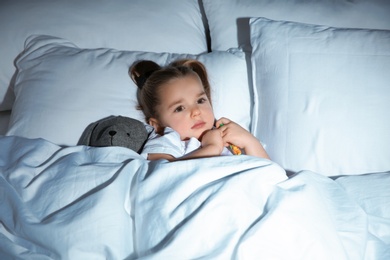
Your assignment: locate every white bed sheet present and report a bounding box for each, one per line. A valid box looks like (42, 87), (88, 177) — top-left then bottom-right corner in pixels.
(0, 135), (389, 259)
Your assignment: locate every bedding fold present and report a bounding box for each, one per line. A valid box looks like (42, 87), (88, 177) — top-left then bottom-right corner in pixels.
(131, 162), (372, 259)
(131, 156), (287, 259)
(1, 136), (389, 259)
(0, 135), (144, 259)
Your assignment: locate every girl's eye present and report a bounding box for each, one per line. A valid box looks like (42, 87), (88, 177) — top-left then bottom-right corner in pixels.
(197, 97), (207, 104)
(174, 106), (184, 113)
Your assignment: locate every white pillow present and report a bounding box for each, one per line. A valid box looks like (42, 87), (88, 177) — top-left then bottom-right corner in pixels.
(250, 17), (390, 176)
(0, 0), (207, 111)
(203, 0), (390, 51)
(6, 35), (250, 146)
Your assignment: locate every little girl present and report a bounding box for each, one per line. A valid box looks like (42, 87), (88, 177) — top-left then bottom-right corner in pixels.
(129, 59), (269, 161)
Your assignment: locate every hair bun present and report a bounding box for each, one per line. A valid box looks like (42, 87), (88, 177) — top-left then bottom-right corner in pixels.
(129, 60), (160, 89)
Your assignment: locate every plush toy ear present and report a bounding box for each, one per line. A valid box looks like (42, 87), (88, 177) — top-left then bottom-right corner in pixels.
(78, 122), (97, 146)
(78, 116), (116, 146)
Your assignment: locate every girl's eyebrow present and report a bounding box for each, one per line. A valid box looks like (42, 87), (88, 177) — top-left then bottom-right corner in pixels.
(167, 91), (206, 110)
(167, 99), (183, 110)
(198, 91), (206, 97)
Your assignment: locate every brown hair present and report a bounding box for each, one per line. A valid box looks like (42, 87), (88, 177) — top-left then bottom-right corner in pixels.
(129, 59), (212, 123)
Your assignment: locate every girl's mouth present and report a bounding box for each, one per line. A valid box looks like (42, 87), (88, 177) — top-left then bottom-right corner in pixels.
(191, 121), (206, 129)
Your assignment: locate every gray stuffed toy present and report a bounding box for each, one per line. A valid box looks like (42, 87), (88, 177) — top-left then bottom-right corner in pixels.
(78, 116), (148, 154)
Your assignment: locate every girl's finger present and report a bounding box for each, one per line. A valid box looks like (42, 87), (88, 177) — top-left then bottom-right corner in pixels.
(216, 117), (231, 127)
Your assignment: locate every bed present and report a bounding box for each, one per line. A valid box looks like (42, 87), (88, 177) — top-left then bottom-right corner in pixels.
(0, 0), (389, 259)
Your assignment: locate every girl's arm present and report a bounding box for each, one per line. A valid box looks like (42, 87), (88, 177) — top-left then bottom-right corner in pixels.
(216, 117), (270, 159)
(147, 128), (224, 161)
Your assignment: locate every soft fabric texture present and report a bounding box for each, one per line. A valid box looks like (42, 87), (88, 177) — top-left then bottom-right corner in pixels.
(133, 165), (370, 259)
(0, 136), (143, 259)
(203, 0), (390, 51)
(250, 17), (390, 176)
(0, 0), (207, 111)
(2, 135), (389, 259)
(335, 171), (390, 256)
(78, 116), (148, 153)
(6, 35), (251, 146)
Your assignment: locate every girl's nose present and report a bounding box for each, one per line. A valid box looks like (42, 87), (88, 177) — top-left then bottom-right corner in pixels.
(191, 106), (201, 117)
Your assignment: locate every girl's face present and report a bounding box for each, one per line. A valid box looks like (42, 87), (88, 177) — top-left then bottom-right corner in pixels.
(149, 74), (215, 140)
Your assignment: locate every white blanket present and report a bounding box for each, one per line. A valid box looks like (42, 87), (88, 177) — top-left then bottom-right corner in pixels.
(0, 136), (143, 259)
(0, 136), (389, 259)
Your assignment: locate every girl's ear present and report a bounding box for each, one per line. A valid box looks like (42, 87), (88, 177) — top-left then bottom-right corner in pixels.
(149, 118), (163, 134)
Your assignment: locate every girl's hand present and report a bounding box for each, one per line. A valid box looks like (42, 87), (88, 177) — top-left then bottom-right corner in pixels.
(200, 128), (224, 155)
(216, 117), (270, 159)
(216, 117), (252, 148)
